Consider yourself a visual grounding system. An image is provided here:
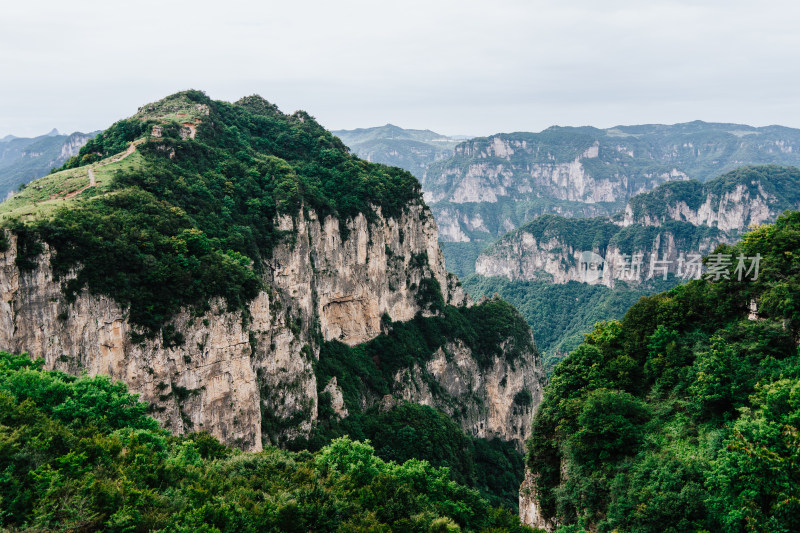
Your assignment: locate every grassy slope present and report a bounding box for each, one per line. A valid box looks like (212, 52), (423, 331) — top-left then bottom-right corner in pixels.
(0, 150), (143, 222)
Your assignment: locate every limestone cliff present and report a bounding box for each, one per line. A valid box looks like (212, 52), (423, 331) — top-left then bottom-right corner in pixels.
(0, 201), (545, 451)
(424, 124), (800, 242)
(394, 335), (544, 449)
(519, 468), (554, 531)
(475, 216), (729, 287)
(0, 90), (547, 459)
(621, 165), (800, 232)
(474, 166), (800, 286)
(0, 200), (487, 448)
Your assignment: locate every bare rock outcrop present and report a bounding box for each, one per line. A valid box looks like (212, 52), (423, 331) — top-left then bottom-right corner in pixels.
(0, 201), (543, 451)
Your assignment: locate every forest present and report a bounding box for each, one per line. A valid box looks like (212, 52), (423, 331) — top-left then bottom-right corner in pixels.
(0, 351), (538, 532)
(526, 211), (800, 532)
(21, 91), (422, 335)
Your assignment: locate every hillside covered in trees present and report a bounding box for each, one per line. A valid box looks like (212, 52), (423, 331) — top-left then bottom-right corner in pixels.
(526, 211), (800, 532)
(0, 352), (537, 532)
(2, 90), (422, 334)
(0, 91), (546, 527)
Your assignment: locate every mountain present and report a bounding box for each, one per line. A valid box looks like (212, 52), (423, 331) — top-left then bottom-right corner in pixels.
(333, 123), (464, 178)
(464, 165), (800, 368)
(621, 164), (800, 231)
(424, 122), (800, 243)
(0, 129), (97, 198)
(475, 166), (800, 286)
(522, 211), (800, 532)
(0, 91), (545, 520)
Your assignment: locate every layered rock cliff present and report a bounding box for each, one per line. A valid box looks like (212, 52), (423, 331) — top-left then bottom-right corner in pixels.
(519, 468), (554, 531)
(621, 165), (800, 232)
(394, 333), (544, 447)
(0, 91), (545, 453)
(0, 200), (493, 449)
(475, 215), (728, 287)
(474, 166), (800, 287)
(424, 123), (800, 242)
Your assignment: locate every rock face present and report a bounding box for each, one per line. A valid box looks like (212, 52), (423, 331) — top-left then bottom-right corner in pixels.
(475, 218), (729, 287)
(474, 166), (800, 286)
(58, 133), (94, 160)
(0, 201), (544, 450)
(423, 124), (800, 242)
(519, 468), (554, 531)
(321, 377), (348, 419)
(621, 166), (800, 232)
(394, 337), (545, 449)
(426, 140), (668, 206)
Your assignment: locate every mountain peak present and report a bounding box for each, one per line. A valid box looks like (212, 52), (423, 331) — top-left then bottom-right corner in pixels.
(134, 90), (213, 122)
(234, 94), (281, 116)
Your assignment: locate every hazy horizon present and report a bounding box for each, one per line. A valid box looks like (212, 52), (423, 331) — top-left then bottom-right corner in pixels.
(3, 0), (799, 138)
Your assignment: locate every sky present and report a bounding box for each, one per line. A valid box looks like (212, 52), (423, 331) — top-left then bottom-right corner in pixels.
(2, 0), (799, 138)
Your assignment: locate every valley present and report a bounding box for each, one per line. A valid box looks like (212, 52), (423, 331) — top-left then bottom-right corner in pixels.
(1, 94), (799, 532)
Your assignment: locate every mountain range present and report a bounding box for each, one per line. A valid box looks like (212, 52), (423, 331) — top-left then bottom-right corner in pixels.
(341, 121), (800, 240)
(3, 100), (800, 531)
(0, 92), (545, 527)
(332, 123), (464, 178)
(340, 124), (800, 371)
(0, 128), (97, 199)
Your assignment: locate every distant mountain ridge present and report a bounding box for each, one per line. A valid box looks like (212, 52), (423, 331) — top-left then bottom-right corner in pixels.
(621, 164), (800, 231)
(333, 124), (465, 179)
(475, 165), (800, 286)
(0, 129), (97, 198)
(422, 120), (800, 242)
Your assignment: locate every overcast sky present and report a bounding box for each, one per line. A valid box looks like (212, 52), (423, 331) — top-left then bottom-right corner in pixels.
(2, 0), (799, 138)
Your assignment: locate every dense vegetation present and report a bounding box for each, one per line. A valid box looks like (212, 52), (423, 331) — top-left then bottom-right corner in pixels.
(526, 211), (800, 532)
(11, 91), (422, 334)
(505, 215), (620, 256)
(276, 300), (536, 509)
(294, 401), (527, 512)
(311, 300), (534, 411)
(462, 276), (677, 370)
(0, 352), (538, 532)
